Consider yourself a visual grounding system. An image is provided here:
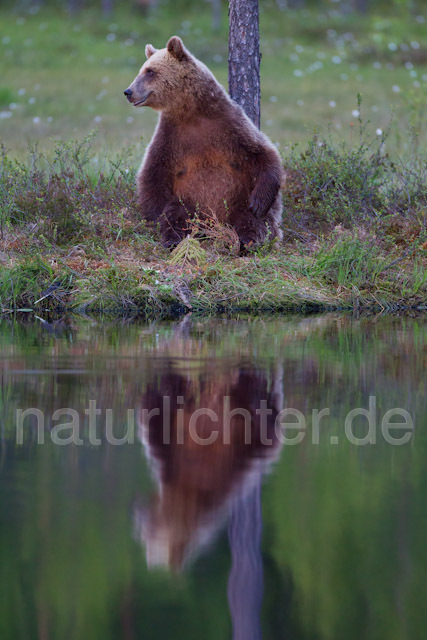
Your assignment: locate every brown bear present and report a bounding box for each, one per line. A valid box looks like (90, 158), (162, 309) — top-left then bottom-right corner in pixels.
(124, 36), (283, 249)
(134, 366), (283, 570)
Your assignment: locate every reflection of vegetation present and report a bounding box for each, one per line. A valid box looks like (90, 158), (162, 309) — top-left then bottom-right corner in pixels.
(0, 315), (426, 638)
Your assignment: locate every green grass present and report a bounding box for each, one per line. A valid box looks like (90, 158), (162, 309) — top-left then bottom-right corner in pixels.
(0, 128), (425, 316)
(0, 3), (426, 156)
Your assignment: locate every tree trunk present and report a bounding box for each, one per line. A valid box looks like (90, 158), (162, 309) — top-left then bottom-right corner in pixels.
(227, 483), (263, 640)
(228, 0), (261, 128)
(353, 0), (368, 13)
(102, 0), (113, 17)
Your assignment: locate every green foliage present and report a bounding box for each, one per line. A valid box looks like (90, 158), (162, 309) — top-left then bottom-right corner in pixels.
(0, 86), (14, 106)
(169, 236), (207, 267)
(0, 134), (138, 243)
(0, 255), (72, 312)
(283, 120), (426, 230)
(309, 233), (382, 288)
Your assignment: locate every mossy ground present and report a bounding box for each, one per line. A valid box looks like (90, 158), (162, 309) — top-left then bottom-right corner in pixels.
(0, 130), (425, 318)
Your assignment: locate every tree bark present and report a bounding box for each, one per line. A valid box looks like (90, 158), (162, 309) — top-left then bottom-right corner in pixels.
(102, 0), (113, 17)
(353, 0), (368, 13)
(228, 0), (261, 128)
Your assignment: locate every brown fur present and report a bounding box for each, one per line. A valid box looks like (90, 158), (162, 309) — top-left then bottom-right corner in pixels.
(125, 36), (284, 248)
(135, 368), (283, 570)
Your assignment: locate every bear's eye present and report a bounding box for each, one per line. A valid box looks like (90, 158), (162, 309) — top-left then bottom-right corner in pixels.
(145, 68), (155, 77)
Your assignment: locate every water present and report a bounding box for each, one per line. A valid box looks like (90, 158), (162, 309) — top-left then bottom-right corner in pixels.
(0, 314), (426, 640)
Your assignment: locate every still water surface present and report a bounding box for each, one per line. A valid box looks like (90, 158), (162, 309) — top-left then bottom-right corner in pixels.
(0, 314), (426, 640)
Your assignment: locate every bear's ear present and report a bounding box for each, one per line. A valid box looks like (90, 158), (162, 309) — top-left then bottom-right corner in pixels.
(167, 36), (187, 61)
(145, 44), (157, 59)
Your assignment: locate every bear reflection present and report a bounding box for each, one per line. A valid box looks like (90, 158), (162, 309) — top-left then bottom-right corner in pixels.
(134, 366), (283, 571)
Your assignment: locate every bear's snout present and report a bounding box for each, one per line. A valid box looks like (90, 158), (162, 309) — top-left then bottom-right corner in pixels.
(124, 88), (133, 101)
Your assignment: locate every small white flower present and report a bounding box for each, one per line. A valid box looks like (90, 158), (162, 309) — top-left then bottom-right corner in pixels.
(388, 42), (398, 51)
(373, 61), (382, 69)
(47, 116), (53, 123)
(293, 69), (303, 77)
(410, 41), (420, 49)
(269, 95), (278, 103)
(9, 102), (17, 110)
(0, 111), (12, 119)
(415, 15), (425, 23)
(18, 88), (26, 96)
(404, 61), (413, 69)
(410, 70), (417, 77)
(126, 116), (134, 123)
(295, 45), (304, 53)
(392, 85), (400, 93)
(340, 73), (348, 81)
(106, 33), (116, 42)
(33, 116), (40, 124)
(422, 74), (427, 82)
(352, 109), (360, 117)
(332, 56), (342, 64)
(376, 128), (383, 135)
(124, 38), (134, 47)
(2, 36), (11, 44)
(28, 97), (36, 104)
(329, 100), (336, 107)
(212, 54), (223, 63)
(94, 115), (102, 123)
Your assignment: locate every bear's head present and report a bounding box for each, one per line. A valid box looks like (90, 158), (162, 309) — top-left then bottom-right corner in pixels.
(124, 36), (214, 115)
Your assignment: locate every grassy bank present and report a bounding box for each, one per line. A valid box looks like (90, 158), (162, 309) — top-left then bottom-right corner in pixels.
(0, 128), (425, 317)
